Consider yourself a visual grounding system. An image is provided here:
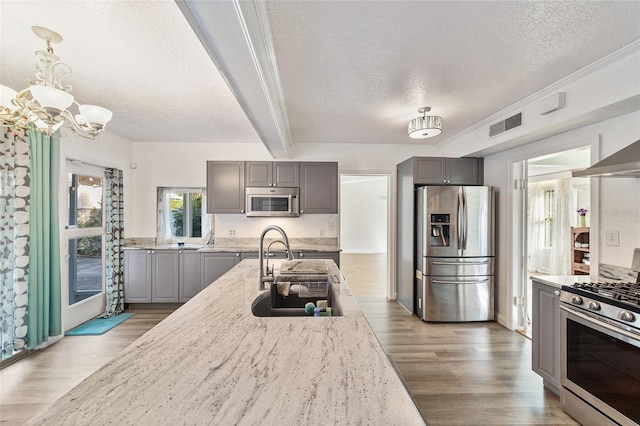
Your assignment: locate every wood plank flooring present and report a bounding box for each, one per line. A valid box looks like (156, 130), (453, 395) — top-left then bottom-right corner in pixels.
(0, 307), (174, 425)
(2, 254), (577, 425)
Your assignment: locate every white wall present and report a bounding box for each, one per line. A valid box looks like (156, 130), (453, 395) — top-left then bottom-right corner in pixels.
(130, 141), (438, 239)
(340, 175), (388, 253)
(484, 111), (640, 328)
(60, 129), (134, 231)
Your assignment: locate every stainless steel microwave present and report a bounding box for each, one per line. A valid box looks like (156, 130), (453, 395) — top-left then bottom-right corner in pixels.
(245, 187), (300, 217)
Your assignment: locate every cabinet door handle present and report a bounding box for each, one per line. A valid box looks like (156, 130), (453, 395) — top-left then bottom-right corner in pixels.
(236, 253), (240, 257)
(554, 290), (560, 296)
(299, 253), (304, 258)
(240, 209), (244, 213)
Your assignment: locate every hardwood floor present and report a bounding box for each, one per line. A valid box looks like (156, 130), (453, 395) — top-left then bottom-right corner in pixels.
(340, 252), (387, 296)
(356, 296), (578, 425)
(0, 306), (174, 425)
(1, 255), (577, 425)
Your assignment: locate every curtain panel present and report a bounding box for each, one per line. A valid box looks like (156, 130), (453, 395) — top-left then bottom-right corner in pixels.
(100, 168), (124, 317)
(26, 128), (62, 348)
(0, 127), (30, 360)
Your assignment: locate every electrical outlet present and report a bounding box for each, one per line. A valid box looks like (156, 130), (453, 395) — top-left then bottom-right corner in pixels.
(229, 229), (236, 236)
(319, 228), (325, 237)
(606, 230), (619, 246)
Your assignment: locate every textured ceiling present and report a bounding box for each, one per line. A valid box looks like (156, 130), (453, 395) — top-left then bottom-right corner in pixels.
(0, 1), (261, 143)
(1, 1), (639, 150)
(266, 0), (640, 145)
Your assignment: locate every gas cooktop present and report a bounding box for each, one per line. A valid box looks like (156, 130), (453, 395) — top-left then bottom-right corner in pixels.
(562, 281), (640, 313)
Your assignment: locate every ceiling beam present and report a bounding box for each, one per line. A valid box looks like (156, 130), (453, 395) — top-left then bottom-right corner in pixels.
(176, 0), (291, 158)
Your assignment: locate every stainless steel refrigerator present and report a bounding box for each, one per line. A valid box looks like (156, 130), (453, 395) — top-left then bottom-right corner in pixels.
(415, 186), (495, 322)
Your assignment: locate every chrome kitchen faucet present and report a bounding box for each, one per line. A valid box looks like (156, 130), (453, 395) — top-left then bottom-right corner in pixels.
(257, 225), (293, 291)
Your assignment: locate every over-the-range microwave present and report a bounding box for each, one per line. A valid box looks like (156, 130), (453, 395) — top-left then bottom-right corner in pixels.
(245, 187), (300, 217)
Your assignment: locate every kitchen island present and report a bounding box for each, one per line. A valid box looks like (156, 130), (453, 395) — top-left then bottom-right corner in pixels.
(28, 260), (425, 425)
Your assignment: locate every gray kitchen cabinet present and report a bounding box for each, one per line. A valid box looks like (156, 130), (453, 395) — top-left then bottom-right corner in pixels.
(206, 161), (245, 213)
(201, 252), (241, 289)
(246, 161), (299, 187)
(415, 157), (483, 185)
(396, 155), (484, 312)
(124, 250), (152, 303)
(531, 279), (561, 396)
(295, 251), (340, 268)
(151, 250), (179, 302)
(299, 162), (338, 214)
(179, 250), (202, 302)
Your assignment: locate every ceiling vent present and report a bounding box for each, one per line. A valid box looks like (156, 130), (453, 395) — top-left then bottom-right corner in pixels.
(489, 112), (522, 137)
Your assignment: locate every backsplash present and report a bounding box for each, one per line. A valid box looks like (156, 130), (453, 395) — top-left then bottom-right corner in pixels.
(599, 263), (638, 282)
(214, 214), (339, 238)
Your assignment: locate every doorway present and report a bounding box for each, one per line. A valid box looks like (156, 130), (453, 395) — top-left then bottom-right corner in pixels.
(515, 147), (592, 337)
(63, 161), (106, 331)
(339, 174), (389, 297)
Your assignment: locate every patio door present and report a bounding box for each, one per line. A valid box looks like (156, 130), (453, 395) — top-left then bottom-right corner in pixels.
(63, 162), (106, 331)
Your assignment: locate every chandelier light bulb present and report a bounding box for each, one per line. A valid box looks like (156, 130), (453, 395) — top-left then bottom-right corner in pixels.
(0, 26), (112, 139)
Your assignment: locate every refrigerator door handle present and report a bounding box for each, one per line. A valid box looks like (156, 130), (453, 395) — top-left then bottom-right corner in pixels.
(457, 190), (464, 254)
(432, 279), (490, 285)
(461, 187), (468, 251)
(432, 260), (490, 265)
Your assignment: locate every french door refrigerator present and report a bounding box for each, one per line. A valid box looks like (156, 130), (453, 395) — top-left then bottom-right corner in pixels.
(415, 186), (495, 322)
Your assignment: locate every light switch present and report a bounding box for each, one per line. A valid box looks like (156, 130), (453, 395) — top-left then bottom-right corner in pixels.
(606, 230), (619, 246)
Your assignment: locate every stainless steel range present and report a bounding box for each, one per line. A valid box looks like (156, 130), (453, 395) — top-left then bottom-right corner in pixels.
(560, 281), (640, 426)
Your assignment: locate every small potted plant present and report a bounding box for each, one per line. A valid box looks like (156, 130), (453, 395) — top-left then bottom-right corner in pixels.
(577, 208), (588, 227)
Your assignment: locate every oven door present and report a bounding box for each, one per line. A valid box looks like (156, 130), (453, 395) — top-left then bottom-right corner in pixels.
(560, 305), (640, 425)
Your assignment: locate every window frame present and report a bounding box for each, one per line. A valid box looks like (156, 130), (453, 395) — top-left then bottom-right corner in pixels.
(157, 187), (207, 244)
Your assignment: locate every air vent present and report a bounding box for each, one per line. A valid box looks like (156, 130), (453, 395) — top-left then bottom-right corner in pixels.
(489, 112), (522, 137)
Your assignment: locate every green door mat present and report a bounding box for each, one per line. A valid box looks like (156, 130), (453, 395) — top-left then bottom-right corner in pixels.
(65, 313), (135, 336)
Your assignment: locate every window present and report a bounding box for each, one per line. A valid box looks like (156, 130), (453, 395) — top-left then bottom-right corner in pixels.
(544, 189), (555, 247)
(157, 188), (208, 243)
(67, 169), (105, 305)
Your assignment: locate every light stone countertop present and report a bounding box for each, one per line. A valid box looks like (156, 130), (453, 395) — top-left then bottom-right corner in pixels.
(529, 275), (587, 289)
(124, 237), (341, 253)
(28, 260), (425, 425)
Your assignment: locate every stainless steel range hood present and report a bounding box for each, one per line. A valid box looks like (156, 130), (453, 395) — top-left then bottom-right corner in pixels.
(573, 140), (640, 178)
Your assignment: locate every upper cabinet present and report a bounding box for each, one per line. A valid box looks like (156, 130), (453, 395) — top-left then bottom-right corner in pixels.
(206, 160), (337, 214)
(300, 162), (338, 214)
(206, 161), (245, 214)
(414, 157), (483, 185)
(246, 161), (299, 187)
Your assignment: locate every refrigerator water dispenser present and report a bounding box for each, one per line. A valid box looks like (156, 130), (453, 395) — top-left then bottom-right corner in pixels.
(430, 214), (450, 247)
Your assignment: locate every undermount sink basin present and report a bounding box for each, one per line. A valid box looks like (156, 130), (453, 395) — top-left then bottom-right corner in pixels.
(251, 280), (341, 317)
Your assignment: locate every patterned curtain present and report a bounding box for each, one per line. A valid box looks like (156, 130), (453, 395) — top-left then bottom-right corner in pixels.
(0, 127), (30, 360)
(100, 168), (124, 317)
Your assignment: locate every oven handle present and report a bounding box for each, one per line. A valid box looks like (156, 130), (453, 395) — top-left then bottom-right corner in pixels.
(560, 304), (640, 342)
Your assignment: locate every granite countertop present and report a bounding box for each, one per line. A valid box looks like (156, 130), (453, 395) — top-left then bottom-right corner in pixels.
(529, 275), (587, 289)
(124, 237), (341, 253)
(28, 260), (424, 425)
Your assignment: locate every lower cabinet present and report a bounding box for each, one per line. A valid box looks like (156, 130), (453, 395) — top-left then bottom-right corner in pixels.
(179, 250), (202, 302)
(124, 249), (341, 303)
(152, 250), (180, 302)
(531, 279), (561, 395)
(201, 252), (241, 289)
(125, 249), (202, 303)
(124, 249), (153, 303)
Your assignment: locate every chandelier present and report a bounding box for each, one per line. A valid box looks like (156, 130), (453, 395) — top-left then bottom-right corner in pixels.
(0, 26), (112, 139)
(408, 106), (442, 139)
